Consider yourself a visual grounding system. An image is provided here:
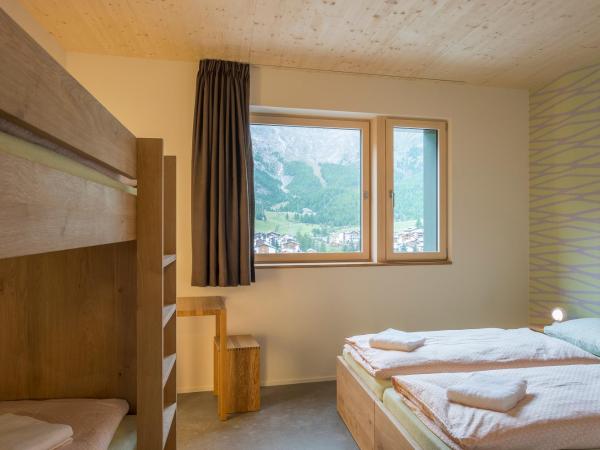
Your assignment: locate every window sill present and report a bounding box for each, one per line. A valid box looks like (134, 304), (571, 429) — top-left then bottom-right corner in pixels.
(255, 259), (452, 269)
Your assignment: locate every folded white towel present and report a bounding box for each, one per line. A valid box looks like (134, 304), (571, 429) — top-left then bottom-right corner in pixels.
(369, 328), (426, 351)
(0, 413), (73, 450)
(447, 372), (528, 412)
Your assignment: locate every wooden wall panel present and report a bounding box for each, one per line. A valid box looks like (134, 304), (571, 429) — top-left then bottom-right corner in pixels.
(0, 150), (135, 259)
(0, 8), (137, 178)
(0, 242), (137, 410)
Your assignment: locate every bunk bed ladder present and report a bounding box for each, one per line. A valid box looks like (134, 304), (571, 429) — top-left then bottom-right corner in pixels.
(137, 139), (177, 450)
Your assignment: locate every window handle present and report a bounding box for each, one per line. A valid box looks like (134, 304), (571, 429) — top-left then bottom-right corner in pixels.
(389, 190), (395, 206)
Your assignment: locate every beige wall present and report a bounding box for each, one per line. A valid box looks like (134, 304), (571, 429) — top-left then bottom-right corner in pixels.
(2, 2), (532, 392)
(1, 0), (66, 66)
(64, 53), (530, 392)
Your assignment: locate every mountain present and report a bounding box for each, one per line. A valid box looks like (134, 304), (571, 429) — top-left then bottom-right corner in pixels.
(251, 124), (426, 228)
(252, 124), (362, 227)
(251, 124), (360, 165)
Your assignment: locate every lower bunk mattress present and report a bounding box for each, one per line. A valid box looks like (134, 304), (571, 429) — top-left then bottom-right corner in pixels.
(0, 398), (136, 450)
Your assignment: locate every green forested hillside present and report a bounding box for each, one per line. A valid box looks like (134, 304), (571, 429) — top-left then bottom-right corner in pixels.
(255, 156), (361, 228)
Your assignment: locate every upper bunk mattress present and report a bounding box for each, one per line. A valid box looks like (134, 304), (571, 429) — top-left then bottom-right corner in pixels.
(0, 398), (129, 450)
(392, 364), (600, 450)
(345, 327), (600, 379)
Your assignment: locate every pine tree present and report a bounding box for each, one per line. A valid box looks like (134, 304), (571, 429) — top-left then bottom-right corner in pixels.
(256, 203), (267, 221)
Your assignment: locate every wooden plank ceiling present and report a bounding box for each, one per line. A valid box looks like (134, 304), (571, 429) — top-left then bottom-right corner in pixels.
(17, 0), (600, 90)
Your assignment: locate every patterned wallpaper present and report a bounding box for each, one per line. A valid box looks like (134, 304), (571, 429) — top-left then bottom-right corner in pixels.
(530, 64), (600, 325)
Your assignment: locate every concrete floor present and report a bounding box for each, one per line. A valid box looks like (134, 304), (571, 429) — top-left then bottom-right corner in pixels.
(178, 381), (358, 450)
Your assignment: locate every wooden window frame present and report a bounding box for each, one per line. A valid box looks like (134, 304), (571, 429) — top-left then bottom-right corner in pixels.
(251, 114), (371, 264)
(382, 118), (448, 262)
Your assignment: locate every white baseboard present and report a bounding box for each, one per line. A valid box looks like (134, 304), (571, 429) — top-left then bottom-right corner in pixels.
(177, 374), (336, 394)
(261, 374), (336, 387)
(178, 384), (214, 394)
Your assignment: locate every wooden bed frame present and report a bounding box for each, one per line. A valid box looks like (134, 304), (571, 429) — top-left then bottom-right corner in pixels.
(0, 8), (176, 450)
(337, 356), (425, 450)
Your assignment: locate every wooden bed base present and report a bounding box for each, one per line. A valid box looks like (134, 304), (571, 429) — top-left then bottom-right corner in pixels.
(336, 356), (423, 450)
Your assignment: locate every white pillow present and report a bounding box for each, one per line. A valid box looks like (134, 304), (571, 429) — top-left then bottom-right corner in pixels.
(544, 318), (600, 357)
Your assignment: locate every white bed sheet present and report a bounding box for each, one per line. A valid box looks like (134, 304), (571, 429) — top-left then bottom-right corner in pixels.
(0, 398), (128, 450)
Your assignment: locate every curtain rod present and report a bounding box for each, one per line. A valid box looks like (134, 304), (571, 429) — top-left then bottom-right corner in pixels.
(248, 62), (465, 84)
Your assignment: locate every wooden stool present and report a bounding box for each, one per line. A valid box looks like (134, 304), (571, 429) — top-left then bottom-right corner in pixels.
(214, 335), (260, 413)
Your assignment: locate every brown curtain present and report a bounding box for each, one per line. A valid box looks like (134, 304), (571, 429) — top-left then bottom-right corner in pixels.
(191, 59), (255, 287)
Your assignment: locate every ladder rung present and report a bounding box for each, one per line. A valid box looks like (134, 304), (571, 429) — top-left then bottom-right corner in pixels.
(162, 304), (176, 327)
(162, 254), (176, 268)
(163, 402), (176, 448)
(163, 353), (176, 387)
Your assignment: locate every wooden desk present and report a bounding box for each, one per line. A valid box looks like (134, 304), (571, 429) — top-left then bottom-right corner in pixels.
(177, 296), (228, 421)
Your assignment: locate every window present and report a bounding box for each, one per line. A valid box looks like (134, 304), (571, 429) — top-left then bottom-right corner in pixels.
(251, 115), (370, 263)
(384, 118), (448, 261)
(250, 114), (448, 266)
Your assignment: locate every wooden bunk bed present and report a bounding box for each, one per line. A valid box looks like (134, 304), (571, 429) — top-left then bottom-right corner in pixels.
(0, 8), (176, 450)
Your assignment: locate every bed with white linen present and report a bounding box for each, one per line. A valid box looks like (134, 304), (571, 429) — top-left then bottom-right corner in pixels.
(345, 327), (599, 380)
(0, 398), (136, 450)
(392, 364), (600, 450)
(337, 322), (600, 450)
(342, 326), (599, 402)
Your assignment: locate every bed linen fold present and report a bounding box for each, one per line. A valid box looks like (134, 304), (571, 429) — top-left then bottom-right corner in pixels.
(392, 364), (600, 450)
(345, 327), (599, 379)
(0, 413), (73, 450)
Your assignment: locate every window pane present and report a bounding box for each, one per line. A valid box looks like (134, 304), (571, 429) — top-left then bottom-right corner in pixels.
(251, 123), (362, 254)
(392, 127), (438, 253)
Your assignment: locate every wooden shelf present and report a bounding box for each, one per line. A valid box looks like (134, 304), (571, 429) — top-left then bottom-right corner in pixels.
(177, 296), (224, 317)
(162, 353), (176, 388)
(162, 254), (176, 268)
(162, 304), (176, 327)
(163, 403), (177, 448)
